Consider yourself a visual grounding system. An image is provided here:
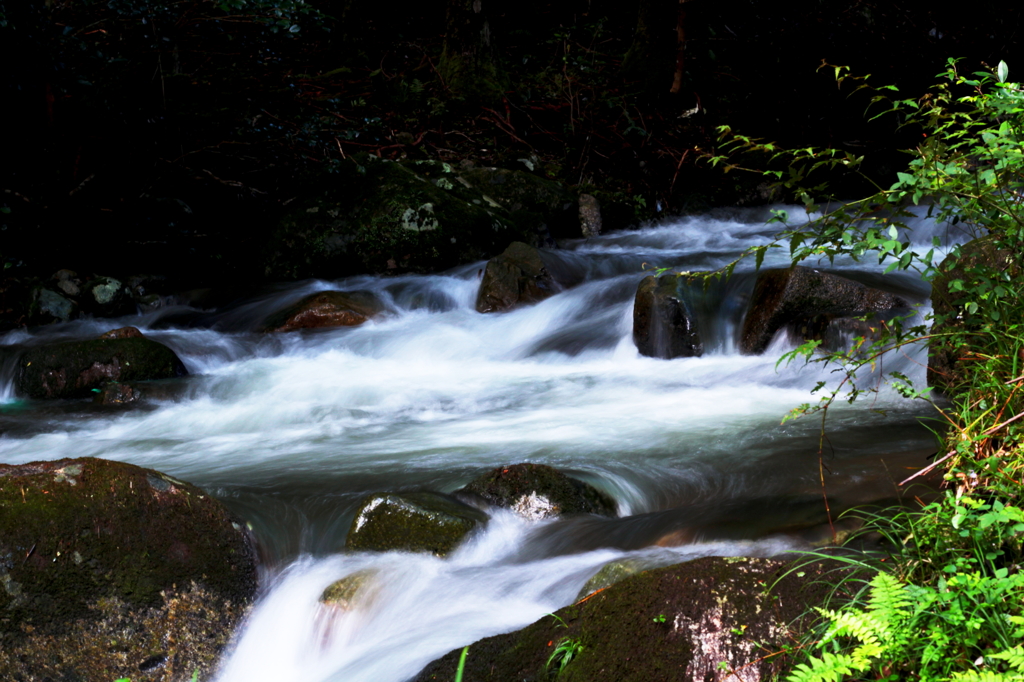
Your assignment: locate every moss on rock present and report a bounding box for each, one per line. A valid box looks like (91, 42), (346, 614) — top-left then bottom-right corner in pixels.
(414, 556), (839, 682)
(345, 491), (489, 556)
(0, 458), (257, 681)
(16, 336), (187, 399)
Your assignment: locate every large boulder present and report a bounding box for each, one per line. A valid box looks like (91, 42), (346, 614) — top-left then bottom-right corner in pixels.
(0, 458), (258, 681)
(633, 274), (704, 359)
(928, 235), (1013, 396)
(414, 557), (835, 682)
(16, 335), (188, 399)
(457, 463), (616, 520)
(739, 266), (909, 355)
(261, 290), (383, 333)
(476, 242), (559, 313)
(345, 492), (489, 557)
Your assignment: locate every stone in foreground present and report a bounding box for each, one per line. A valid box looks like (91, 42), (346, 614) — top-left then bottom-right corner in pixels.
(414, 557), (836, 682)
(632, 274), (704, 359)
(0, 457), (257, 681)
(16, 335), (187, 399)
(740, 266), (909, 355)
(458, 463), (616, 520)
(345, 491), (489, 556)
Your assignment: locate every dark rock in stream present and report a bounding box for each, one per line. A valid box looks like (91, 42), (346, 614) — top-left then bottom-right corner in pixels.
(457, 463), (616, 520)
(0, 457), (258, 682)
(345, 491), (489, 556)
(16, 333), (187, 400)
(414, 556), (840, 682)
(632, 274), (704, 359)
(740, 266), (909, 355)
(29, 287), (78, 325)
(261, 290), (383, 333)
(475, 242), (560, 313)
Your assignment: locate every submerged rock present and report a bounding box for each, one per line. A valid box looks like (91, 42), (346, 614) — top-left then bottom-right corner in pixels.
(458, 463), (616, 519)
(632, 274), (704, 359)
(414, 557), (837, 682)
(16, 335), (187, 399)
(320, 569), (380, 611)
(475, 242), (559, 313)
(99, 325), (145, 339)
(92, 380), (140, 405)
(0, 457), (257, 681)
(739, 266), (909, 355)
(261, 290), (383, 333)
(345, 492), (489, 556)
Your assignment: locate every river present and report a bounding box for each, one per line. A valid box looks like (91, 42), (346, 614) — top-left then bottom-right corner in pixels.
(0, 205), (960, 681)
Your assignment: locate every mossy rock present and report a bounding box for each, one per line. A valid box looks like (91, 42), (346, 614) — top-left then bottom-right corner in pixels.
(260, 290), (383, 333)
(16, 336), (188, 399)
(319, 569), (380, 611)
(475, 242), (559, 313)
(345, 491), (489, 556)
(0, 458), (257, 680)
(264, 157), (542, 281)
(928, 235), (1014, 397)
(739, 266), (909, 355)
(414, 556), (840, 682)
(458, 463), (616, 520)
(632, 275), (704, 359)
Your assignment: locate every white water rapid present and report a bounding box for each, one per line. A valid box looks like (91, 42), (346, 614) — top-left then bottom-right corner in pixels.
(0, 206), (968, 682)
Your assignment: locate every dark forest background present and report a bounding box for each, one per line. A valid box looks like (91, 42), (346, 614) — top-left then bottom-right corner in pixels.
(2, 0), (1022, 285)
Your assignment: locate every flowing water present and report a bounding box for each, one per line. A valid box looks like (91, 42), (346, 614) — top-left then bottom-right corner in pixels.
(0, 206), (967, 681)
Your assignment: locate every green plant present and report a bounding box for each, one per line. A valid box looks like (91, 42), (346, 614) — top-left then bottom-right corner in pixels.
(547, 637), (584, 675)
(711, 58), (1024, 680)
(454, 645), (469, 682)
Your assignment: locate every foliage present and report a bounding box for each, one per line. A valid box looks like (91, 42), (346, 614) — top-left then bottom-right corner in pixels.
(711, 59), (1024, 680)
(547, 637), (584, 675)
(454, 645), (469, 682)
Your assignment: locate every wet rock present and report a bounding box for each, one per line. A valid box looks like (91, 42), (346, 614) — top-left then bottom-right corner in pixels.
(414, 557), (839, 682)
(92, 381), (140, 405)
(264, 156), (537, 280)
(29, 287), (78, 325)
(99, 325), (145, 340)
(928, 235), (1013, 396)
(16, 336), (187, 399)
(632, 275), (704, 359)
(458, 463), (616, 519)
(345, 491), (489, 556)
(82, 276), (135, 317)
(475, 242), (558, 313)
(320, 569), (380, 611)
(261, 290), (383, 333)
(578, 194), (602, 238)
(739, 266), (909, 355)
(0, 458), (257, 681)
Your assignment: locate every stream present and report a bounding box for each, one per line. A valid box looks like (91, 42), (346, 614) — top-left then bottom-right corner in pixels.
(0, 206), (963, 681)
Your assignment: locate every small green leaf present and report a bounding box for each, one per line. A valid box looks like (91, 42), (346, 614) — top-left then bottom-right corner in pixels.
(998, 60), (1009, 83)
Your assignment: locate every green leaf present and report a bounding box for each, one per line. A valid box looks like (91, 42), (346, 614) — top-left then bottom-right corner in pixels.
(998, 60), (1009, 83)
